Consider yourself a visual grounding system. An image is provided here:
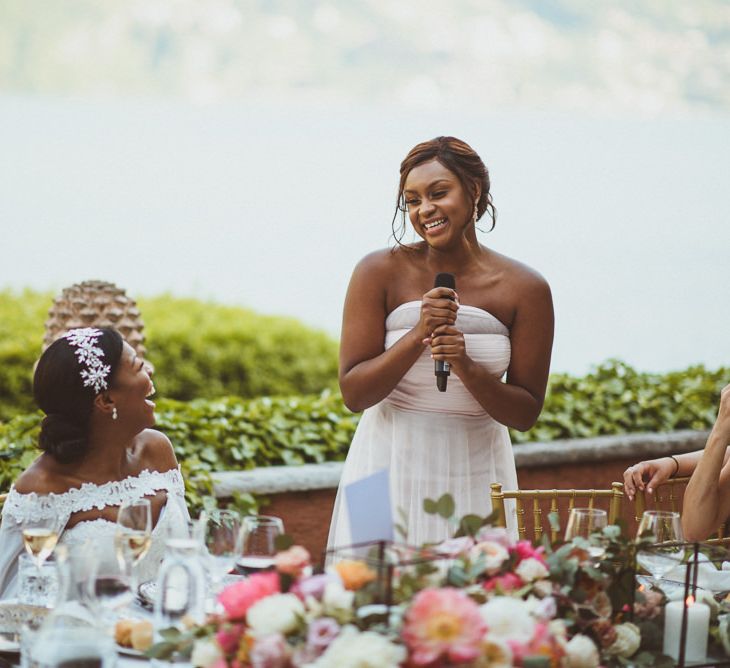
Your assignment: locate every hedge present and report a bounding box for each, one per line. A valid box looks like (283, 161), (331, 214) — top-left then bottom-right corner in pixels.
(1, 361), (727, 513)
(0, 290), (339, 422)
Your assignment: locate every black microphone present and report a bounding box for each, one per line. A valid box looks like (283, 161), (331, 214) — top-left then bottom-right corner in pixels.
(433, 272), (456, 392)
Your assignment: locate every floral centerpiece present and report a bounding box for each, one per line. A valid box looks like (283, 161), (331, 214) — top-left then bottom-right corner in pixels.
(149, 497), (721, 667)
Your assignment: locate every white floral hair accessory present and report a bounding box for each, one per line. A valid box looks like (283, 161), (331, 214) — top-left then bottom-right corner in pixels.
(64, 328), (111, 393)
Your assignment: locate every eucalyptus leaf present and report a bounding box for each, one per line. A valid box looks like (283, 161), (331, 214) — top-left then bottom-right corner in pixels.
(436, 494), (455, 519)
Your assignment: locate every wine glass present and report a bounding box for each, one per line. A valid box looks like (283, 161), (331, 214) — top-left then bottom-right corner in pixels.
(202, 510), (241, 607)
(564, 508), (608, 559)
(114, 498), (152, 596)
(87, 539), (134, 619)
(237, 515), (284, 575)
(636, 510), (685, 583)
(21, 495), (61, 571)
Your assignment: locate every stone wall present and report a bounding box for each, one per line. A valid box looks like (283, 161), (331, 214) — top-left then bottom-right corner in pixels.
(213, 430), (709, 561)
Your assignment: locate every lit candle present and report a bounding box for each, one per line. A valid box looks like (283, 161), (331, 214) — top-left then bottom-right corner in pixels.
(663, 595), (710, 662)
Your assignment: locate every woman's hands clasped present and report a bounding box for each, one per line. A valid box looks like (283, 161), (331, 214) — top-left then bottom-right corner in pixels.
(415, 287), (470, 376)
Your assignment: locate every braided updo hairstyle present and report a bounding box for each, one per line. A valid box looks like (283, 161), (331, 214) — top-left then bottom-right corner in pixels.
(33, 328), (124, 463)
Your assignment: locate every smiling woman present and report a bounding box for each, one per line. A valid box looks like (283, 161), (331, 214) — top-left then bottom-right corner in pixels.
(328, 136), (555, 548)
(0, 327), (189, 600)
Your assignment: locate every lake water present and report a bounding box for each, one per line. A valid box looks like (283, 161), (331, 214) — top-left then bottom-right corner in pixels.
(0, 94), (728, 375)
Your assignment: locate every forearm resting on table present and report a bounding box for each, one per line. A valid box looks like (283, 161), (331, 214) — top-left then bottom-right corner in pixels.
(682, 429), (730, 541)
(340, 331), (425, 413)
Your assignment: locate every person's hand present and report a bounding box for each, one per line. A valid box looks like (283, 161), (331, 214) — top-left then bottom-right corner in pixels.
(413, 287), (459, 341)
(427, 324), (469, 374)
(714, 384), (730, 438)
(623, 457), (676, 501)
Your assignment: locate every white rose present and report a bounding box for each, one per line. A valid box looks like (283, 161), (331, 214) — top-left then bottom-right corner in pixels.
(472, 636), (513, 668)
(565, 634), (600, 668)
(322, 581), (355, 614)
(247, 593), (305, 636)
(190, 638), (223, 668)
(471, 541), (510, 575)
(605, 622), (641, 658)
(515, 557), (549, 583)
(480, 597), (536, 645)
(307, 625), (406, 668)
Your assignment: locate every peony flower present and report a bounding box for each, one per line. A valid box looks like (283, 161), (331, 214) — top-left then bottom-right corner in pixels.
(334, 560), (377, 591)
(191, 638), (224, 668)
(483, 572), (523, 593)
(216, 624), (245, 655)
(605, 622), (641, 658)
(306, 617), (340, 651)
(436, 536), (475, 557)
(307, 624), (406, 668)
(480, 597), (536, 646)
(247, 593), (305, 636)
(565, 634), (600, 668)
(275, 545), (311, 578)
(470, 541), (510, 575)
(218, 572), (280, 620)
(249, 633), (290, 668)
(471, 636), (513, 668)
(402, 587), (487, 665)
(515, 557), (550, 583)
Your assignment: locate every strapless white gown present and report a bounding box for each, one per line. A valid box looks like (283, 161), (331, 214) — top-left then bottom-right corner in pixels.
(0, 468), (189, 600)
(327, 302), (518, 549)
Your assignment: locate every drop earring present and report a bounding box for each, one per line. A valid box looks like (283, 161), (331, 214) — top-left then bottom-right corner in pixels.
(112, 407), (118, 421)
(472, 201), (478, 224)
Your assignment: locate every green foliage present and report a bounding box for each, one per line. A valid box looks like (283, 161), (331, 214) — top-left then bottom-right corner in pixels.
(514, 359), (729, 443)
(0, 290), (338, 422)
(0, 392), (358, 514)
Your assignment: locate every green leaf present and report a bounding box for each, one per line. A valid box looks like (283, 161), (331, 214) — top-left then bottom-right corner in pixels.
(423, 498), (438, 514)
(436, 494), (455, 519)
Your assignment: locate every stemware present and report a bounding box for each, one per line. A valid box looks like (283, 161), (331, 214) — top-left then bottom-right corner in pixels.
(21, 496), (61, 571)
(237, 515), (284, 575)
(114, 498), (152, 570)
(636, 510), (685, 582)
(564, 508), (608, 559)
(202, 510), (242, 594)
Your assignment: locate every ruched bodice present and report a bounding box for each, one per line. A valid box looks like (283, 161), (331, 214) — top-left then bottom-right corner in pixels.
(384, 302), (511, 417)
(328, 300), (518, 549)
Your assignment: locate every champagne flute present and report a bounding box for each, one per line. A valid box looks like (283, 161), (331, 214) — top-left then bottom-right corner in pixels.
(202, 510), (241, 608)
(115, 498), (152, 569)
(636, 510), (685, 583)
(564, 508), (609, 559)
(237, 515), (284, 575)
(22, 496), (61, 571)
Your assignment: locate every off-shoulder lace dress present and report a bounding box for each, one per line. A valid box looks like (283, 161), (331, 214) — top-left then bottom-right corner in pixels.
(0, 468), (189, 600)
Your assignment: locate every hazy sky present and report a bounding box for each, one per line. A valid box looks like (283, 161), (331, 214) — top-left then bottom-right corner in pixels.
(1, 1), (728, 375)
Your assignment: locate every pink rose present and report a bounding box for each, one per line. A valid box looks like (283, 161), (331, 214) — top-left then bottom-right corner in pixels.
(306, 617), (340, 651)
(218, 572), (280, 620)
(514, 540), (547, 564)
(216, 624), (244, 654)
(483, 572), (523, 593)
(274, 546), (311, 578)
(436, 536), (475, 558)
(475, 526), (513, 548)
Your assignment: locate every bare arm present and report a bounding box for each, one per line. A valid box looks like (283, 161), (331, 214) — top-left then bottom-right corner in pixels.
(429, 272), (554, 431)
(338, 253), (458, 412)
(682, 385), (730, 541)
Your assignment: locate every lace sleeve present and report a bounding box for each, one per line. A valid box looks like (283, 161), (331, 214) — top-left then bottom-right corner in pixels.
(0, 511), (25, 600)
(1, 488), (71, 527)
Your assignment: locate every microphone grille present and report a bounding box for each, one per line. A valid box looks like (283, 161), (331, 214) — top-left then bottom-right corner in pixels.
(434, 273), (456, 290)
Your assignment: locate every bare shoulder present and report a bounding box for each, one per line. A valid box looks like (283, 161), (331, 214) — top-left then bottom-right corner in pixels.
(351, 247), (402, 281)
(132, 429), (178, 474)
(490, 249), (551, 299)
(13, 456), (74, 495)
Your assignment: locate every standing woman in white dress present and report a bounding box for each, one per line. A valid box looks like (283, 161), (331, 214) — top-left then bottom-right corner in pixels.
(328, 136), (554, 548)
(0, 327), (189, 599)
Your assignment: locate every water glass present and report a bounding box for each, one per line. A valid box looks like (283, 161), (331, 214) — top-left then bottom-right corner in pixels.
(636, 510), (685, 581)
(18, 553), (58, 607)
(564, 508), (608, 559)
(238, 515), (284, 574)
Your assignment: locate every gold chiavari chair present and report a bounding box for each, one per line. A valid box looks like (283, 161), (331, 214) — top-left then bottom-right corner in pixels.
(633, 476), (729, 543)
(490, 482), (625, 543)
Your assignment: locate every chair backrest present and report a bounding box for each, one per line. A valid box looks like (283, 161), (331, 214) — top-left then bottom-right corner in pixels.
(633, 476), (729, 542)
(490, 482), (625, 543)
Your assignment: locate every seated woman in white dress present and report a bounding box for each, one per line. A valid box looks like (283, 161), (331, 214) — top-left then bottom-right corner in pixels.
(0, 327), (189, 600)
